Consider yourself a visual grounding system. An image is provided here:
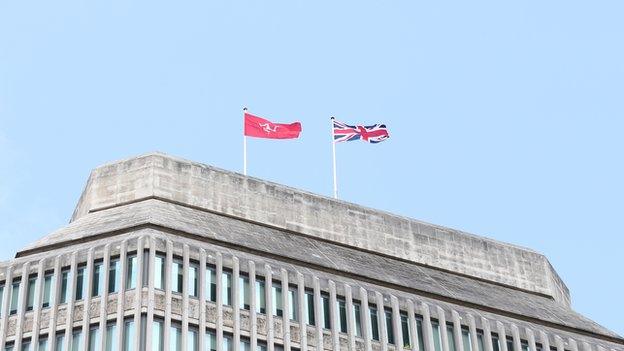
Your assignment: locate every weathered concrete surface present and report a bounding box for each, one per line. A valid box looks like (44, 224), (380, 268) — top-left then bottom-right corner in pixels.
(24, 152), (569, 306)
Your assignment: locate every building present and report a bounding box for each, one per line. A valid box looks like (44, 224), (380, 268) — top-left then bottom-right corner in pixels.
(0, 152), (621, 351)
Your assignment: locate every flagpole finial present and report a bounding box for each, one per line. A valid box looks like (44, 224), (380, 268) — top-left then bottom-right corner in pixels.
(243, 107), (248, 112)
(331, 116), (335, 120)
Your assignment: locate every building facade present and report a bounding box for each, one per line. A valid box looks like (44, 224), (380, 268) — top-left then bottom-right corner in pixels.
(0, 153), (621, 351)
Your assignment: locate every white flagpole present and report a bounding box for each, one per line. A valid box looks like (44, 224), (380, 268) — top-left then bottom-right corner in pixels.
(331, 117), (338, 199)
(243, 107), (248, 175)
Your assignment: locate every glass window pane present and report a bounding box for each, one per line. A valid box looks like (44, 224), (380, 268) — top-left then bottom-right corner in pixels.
(188, 329), (198, 351)
(205, 331), (216, 351)
(172, 261), (183, 294)
(0, 285), (4, 317)
(106, 324), (118, 351)
(189, 265), (198, 298)
(60, 271), (70, 303)
(337, 299), (347, 333)
(272, 283), (282, 317)
(385, 309), (394, 344)
(10, 281), (20, 315)
(255, 280), (266, 314)
(108, 259), (121, 294)
(92, 263), (103, 297)
(75, 268), (85, 301)
(432, 321), (442, 351)
(322, 295), (331, 329)
(89, 327), (100, 351)
(124, 320), (136, 351)
(152, 320), (164, 351)
(417, 319), (425, 351)
(126, 256), (138, 290)
(155, 256), (165, 290)
(354, 303), (363, 338)
(27, 277), (36, 311)
(206, 267), (217, 302)
(492, 336), (501, 351)
(239, 276), (250, 310)
(506, 339), (514, 351)
(222, 272), (232, 306)
(462, 328), (472, 351)
(37, 339), (48, 351)
(369, 306), (379, 341)
(478, 334), (485, 351)
(56, 334), (65, 351)
(71, 330), (83, 351)
(288, 288), (298, 321)
(20, 341), (31, 351)
(169, 325), (182, 351)
(305, 292), (315, 326)
(223, 336), (232, 351)
(42, 274), (53, 308)
(401, 312), (410, 348)
(447, 325), (457, 351)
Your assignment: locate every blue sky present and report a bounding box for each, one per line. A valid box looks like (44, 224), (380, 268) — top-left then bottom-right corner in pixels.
(1, 0), (622, 336)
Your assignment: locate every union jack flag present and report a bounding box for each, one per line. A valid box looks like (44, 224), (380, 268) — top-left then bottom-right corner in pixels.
(332, 118), (390, 143)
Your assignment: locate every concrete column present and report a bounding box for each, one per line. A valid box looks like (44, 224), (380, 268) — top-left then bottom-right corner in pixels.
(182, 244), (190, 351)
(361, 289), (372, 351)
(32, 259), (46, 347)
(437, 306), (449, 351)
(281, 268), (291, 351)
(391, 296), (403, 351)
(511, 324), (521, 351)
(163, 240), (173, 351)
(49, 257), (62, 351)
(82, 248), (94, 347)
(15, 262), (31, 351)
(297, 272), (307, 351)
(376, 292), (388, 351)
(329, 280), (340, 351)
(249, 261), (258, 351)
(145, 238), (156, 351)
(64, 253), (78, 351)
(0, 265), (12, 349)
(312, 276), (323, 351)
(581, 341), (592, 351)
(538, 331), (550, 351)
(420, 302), (434, 351)
(481, 317), (494, 351)
(568, 338), (579, 351)
(496, 322), (508, 351)
(554, 335), (565, 351)
(525, 328), (536, 351)
(99, 244), (111, 351)
(467, 314), (479, 351)
(216, 252), (224, 351)
(134, 237), (145, 351)
(199, 248), (207, 351)
(116, 240), (128, 351)
(345, 284), (355, 351)
(233, 257), (241, 351)
(407, 300), (418, 351)
(265, 264), (274, 351)
(451, 311), (464, 351)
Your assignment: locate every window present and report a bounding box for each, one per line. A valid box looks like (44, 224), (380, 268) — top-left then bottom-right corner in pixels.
(152, 320), (164, 351)
(321, 294), (331, 329)
(462, 327), (472, 351)
(188, 328), (199, 351)
(124, 319), (136, 351)
(4, 343), (14, 351)
(26, 276), (36, 311)
(416, 318), (425, 351)
(337, 298), (347, 333)
(126, 255), (138, 290)
(75, 267), (86, 300)
(477, 333), (485, 351)
(55, 334), (65, 351)
(239, 276), (250, 310)
(42, 273), (54, 308)
(400, 312), (410, 348)
(288, 287), (298, 321)
(447, 324), (457, 351)
(222, 272), (232, 306)
(369, 306), (379, 341)
(108, 259), (121, 294)
(154, 255), (165, 290)
(172, 260), (183, 294)
(170, 325), (182, 351)
(255, 279), (266, 313)
(20, 340), (31, 351)
(106, 324), (118, 351)
(60, 269), (70, 303)
(205, 330), (216, 351)
(10, 280), (20, 315)
(88, 326), (100, 351)
(491, 335), (501, 351)
(304, 291), (315, 325)
(206, 266), (217, 302)
(0, 284), (4, 317)
(385, 308), (394, 344)
(353, 302), (363, 337)
(189, 263), (199, 298)
(37, 337), (48, 351)
(506, 337), (514, 351)
(432, 321), (442, 351)
(223, 335), (233, 351)
(272, 282), (282, 317)
(92, 262), (104, 297)
(142, 250), (149, 288)
(71, 330), (83, 351)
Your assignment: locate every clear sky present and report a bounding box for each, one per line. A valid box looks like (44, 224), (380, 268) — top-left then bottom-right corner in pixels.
(1, 0), (622, 336)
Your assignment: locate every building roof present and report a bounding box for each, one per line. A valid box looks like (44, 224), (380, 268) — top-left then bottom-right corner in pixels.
(13, 152), (621, 341)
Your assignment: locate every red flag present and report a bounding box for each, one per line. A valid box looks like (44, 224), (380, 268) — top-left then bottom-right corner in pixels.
(244, 112), (302, 139)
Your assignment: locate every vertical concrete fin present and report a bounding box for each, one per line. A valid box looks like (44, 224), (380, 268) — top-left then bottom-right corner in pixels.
(297, 272), (307, 351)
(281, 268), (291, 351)
(345, 284), (355, 351)
(361, 288), (372, 351)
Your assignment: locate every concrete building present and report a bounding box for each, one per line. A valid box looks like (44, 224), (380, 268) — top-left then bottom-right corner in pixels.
(0, 152), (621, 351)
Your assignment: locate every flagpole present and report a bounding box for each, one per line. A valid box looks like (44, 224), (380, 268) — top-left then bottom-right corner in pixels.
(331, 117), (338, 199)
(243, 107), (248, 175)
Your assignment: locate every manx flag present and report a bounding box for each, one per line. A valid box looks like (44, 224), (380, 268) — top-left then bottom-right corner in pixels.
(332, 119), (390, 143)
(244, 112), (302, 139)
